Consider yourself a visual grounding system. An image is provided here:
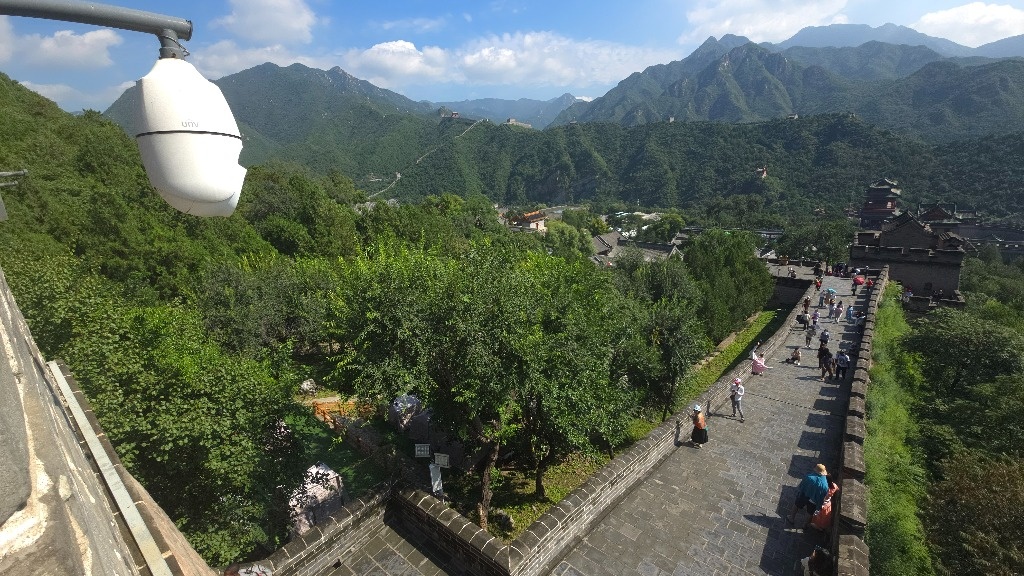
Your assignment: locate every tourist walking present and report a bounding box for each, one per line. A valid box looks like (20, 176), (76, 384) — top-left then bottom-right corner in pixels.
(808, 477), (840, 532)
(805, 325), (815, 348)
(752, 353), (771, 376)
(787, 463), (830, 525)
(690, 404), (708, 448)
(846, 305), (855, 323)
(803, 297), (811, 314)
(730, 378), (745, 422)
(835, 350), (850, 380)
(818, 328), (831, 347)
(834, 302), (844, 322)
(819, 347), (834, 380)
(811, 310), (820, 327)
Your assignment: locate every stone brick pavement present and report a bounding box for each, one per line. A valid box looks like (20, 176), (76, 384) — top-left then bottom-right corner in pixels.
(324, 271), (866, 576)
(552, 272), (865, 576)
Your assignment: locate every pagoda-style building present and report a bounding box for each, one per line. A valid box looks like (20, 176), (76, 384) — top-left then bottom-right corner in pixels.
(859, 178), (901, 229)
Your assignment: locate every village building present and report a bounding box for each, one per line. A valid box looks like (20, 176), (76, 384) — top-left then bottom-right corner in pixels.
(510, 210), (547, 232)
(915, 202), (1024, 259)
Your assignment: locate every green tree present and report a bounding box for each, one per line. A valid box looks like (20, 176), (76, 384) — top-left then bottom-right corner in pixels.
(904, 308), (1024, 396)
(924, 453), (1024, 576)
(542, 219), (595, 260)
(682, 230), (773, 342)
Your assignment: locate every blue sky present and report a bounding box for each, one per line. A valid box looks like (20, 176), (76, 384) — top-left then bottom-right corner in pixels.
(2, 1), (1024, 112)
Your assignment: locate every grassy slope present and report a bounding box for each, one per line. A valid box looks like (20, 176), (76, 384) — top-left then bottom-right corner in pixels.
(863, 285), (934, 575)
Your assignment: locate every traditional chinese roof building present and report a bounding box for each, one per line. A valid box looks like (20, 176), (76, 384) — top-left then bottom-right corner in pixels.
(859, 178), (902, 229)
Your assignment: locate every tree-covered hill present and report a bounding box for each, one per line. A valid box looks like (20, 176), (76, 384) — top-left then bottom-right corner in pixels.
(0, 71), (779, 564)
(104, 62), (457, 187)
(434, 93), (581, 129)
(96, 53), (1024, 223)
(772, 23), (974, 56)
(551, 41), (1024, 143)
(385, 112), (1024, 223)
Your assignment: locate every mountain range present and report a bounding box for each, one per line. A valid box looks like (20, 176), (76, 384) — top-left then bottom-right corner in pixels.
(98, 22), (1024, 219)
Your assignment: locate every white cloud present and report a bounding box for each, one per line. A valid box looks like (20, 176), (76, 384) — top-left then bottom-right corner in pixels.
(19, 29), (122, 68)
(336, 32), (677, 94)
(0, 17), (13, 62)
(21, 80), (134, 112)
(911, 3), (1024, 47)
(190, 40), (335, 79)
(213, 0), (319, 45)
(337, 41), (451, 87)
(680, 0), (849, 44)
(0, 18), (121, 68)
(378, 17), (448, 34)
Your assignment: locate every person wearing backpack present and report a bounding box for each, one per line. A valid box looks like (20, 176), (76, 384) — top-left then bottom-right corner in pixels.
(835, 350), (850, 381)
(819, 328), (830, 346)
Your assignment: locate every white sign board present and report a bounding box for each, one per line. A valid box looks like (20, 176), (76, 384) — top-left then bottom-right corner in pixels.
(434, 453), (450, 468)
(415, 444), (431, 458)
(429, 463), (443, 496)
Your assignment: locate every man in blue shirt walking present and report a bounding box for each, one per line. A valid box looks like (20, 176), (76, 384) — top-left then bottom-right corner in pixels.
(787, 463), (830, 525)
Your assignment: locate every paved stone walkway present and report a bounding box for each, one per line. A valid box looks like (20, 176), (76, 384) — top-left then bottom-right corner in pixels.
(326, 270), (866, 576)
(552, 271), (864, 576)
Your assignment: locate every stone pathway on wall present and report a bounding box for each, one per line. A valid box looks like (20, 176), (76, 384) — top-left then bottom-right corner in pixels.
(552, 270), (865, 576)
(323, 269), (866, 576)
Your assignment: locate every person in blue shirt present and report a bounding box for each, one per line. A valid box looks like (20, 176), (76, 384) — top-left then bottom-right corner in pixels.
(787, 463), (830, 525)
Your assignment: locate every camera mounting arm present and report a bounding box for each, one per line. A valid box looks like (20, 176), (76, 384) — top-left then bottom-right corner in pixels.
(0, 0), (192, 58)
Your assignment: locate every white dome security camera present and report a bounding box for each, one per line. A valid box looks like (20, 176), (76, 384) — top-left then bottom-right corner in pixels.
(134, 58), (246, 217)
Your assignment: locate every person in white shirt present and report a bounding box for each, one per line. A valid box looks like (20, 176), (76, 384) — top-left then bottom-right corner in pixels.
(730, 378), (745, 422)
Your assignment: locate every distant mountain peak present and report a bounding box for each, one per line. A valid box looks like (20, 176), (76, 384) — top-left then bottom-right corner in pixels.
(776, 23), (973, 57)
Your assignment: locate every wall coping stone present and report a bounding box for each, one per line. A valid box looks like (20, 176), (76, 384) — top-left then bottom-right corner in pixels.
(842, 442), (865, 481)
(837, 534), (870, 576)
(845, 415), (865, 444)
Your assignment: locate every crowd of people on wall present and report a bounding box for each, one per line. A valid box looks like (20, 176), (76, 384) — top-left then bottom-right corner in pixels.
(684, 265), (873, 574)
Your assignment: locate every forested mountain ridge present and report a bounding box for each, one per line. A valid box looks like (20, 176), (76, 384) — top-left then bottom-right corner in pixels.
(551, 41), (1024, 142)
(384, 110), (1024, 223)
(434, 93), (582, 128)
(96, 53), (1024, 222)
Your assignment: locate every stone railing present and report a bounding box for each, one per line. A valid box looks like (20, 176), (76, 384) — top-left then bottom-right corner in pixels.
(830, 265), (889, 576)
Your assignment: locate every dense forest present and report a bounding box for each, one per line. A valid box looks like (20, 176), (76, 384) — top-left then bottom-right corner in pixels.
(866, 252), (1024, 576)
(0, 75), (771, 564)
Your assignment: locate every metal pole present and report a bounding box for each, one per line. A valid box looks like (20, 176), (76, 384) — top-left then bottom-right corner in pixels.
(0, 0), (191, 39)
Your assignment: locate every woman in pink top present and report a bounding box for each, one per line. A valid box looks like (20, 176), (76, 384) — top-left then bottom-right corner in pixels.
(752, 353), (770, 375)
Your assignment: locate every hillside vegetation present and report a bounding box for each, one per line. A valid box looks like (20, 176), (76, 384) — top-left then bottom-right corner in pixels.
(0, 73), (773, 565)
